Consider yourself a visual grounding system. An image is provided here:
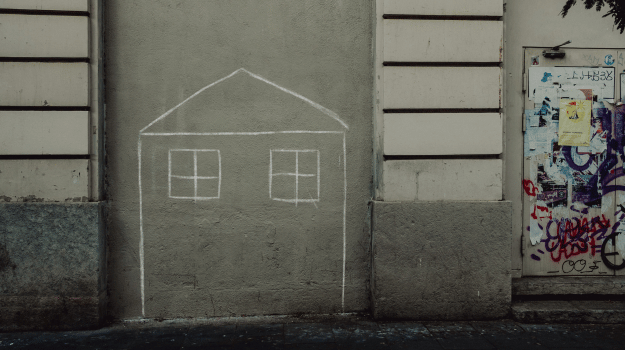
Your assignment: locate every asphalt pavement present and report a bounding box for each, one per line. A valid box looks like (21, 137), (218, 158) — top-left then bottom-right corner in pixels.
(0, 316), (624, 349)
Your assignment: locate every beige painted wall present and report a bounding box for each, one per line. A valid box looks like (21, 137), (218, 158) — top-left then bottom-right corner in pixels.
(377, 0), (504, 201)
(504, 1), (625, 277)
(0, 0), (101, 202)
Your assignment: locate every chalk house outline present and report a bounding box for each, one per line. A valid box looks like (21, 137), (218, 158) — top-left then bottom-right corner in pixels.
(138, 68), (349, 317)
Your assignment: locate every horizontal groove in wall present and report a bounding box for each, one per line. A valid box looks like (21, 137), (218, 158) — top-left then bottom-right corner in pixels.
(384, 108), (501, 114)
(384, 62), (501, 67)
(513, 294), (625, 302)
(0, 106), (90, 111)
(0, 9), (88, 16)
(0, 155), (90, 160)
(383, 14), (502, 21)
(384, 155), (501, 160)
(0, 57), (89, 63)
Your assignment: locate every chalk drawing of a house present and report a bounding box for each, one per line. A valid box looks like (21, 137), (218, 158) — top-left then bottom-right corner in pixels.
(138, 69), (348, 317)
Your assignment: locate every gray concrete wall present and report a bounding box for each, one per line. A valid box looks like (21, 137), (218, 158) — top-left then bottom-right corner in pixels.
(105, 1), (373, 319)
(372, 201), (512, 320)
(0, 203), (105, 331)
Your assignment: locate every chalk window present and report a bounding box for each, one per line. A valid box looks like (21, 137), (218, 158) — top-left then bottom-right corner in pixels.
(269, 150), (320, 204)
(169, 149), (221, 200)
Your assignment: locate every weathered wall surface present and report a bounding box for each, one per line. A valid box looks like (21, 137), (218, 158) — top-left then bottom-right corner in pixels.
(0, 0), (105, 330)
(372, 0), (510, 320)
(504, 1), (625, 278)
(105, 1), (373, 319)
(372, 201), (512, 320)
(0, 203), (105, 331)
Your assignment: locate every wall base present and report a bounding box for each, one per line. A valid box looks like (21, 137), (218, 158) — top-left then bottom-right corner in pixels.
(0, 203), (106, 331)
(372, 201), (512, 320)
(513, 277), (625, 295)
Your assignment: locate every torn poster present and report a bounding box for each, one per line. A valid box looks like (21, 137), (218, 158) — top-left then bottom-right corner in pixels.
(621, 73), (625, 101)
(537, 163), (567, 208)
(571, 154), (601, 207)
(529, 218), (543, 245)
(558, 99), (592, 146)
(534, 87), (559, 121)
(528, 66), (615, 101)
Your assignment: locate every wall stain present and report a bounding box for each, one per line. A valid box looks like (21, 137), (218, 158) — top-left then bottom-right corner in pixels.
(19, 195), (44, 202)
(65, 196), (89, 203)
(0, 244), (16, 273)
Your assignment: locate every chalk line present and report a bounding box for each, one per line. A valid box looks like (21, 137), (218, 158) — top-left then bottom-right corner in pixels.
(269, 150), (273, 199)
(193, 150), (198, 199)
(217, 150), (222, 199)
(140, 68), (349, 134)
(139, 69), (243, 133)
(168, 149), (221, 200)
(342, 132), (346, 312)
(140, 131), (344, 136)
(138, 137), (145, 317)
(241, 69), (349, 130)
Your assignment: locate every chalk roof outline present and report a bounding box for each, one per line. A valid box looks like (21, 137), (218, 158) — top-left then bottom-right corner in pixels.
(140, 68), (349, 134)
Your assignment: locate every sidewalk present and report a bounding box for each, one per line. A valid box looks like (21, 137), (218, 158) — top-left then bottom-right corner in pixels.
(1, 316), (624, 349)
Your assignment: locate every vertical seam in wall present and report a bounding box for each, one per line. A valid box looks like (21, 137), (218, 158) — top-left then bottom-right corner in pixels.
(369, 200), (375, 316)
(373, 0), (384, 201)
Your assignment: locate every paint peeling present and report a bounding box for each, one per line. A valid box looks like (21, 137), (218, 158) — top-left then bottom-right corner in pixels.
(529, 219), (543, 245)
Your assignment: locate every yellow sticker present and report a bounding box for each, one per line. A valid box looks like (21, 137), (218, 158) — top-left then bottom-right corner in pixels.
(558, 99), (592, 146)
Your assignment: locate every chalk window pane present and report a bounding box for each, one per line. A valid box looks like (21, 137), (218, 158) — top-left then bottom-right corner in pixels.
(196, 150), (220, 178)
(298, 151), (318, 176)
(271, 175), (296, 200)
(270, 149), (320, 204)
(170, 150), (194, 176)
(170, 177), (195, 198)
(169, 149), (221, 200)
(271, 151), (296, 174)
(298, 176), (319, 201)
(197, 178), (219, 199)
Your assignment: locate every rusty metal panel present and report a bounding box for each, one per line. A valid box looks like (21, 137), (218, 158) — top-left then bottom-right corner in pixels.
(383, 66), (501, 109)
(384, 20), (503, 62)
(384, 0), (503, 16)
(0, 0), (88, 12)
(0, 62), (89, 106)
(383, 113), (502, 155)
(0, 159), (89, 202)
(0, 111), (89, 155)
(382, 159), (502, 201)
(0, 14), (89, 57)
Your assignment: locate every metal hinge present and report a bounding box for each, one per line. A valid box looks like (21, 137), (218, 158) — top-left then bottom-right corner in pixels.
(521, 232), (526, 257)
(522, 72), (527, 93)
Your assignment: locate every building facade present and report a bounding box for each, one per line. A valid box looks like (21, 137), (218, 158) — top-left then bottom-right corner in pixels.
(0, 0), (624, 329)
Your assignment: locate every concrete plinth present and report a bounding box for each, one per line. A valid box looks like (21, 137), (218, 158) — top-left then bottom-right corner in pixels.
(372, 201), (512, 320)
(0, 203), (106, 331)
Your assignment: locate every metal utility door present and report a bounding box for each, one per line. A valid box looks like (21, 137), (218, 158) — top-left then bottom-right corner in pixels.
(522, 48), (625, 276)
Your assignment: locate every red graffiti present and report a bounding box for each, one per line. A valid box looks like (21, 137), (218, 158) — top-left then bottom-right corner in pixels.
(531, 204), (552, 220)
(544, 214), (610, 262)
(523, 179), (538, 196)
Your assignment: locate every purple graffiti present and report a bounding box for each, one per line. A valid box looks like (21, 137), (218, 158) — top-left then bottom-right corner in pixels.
(563, 106), (625, 206)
